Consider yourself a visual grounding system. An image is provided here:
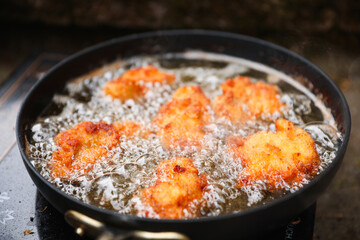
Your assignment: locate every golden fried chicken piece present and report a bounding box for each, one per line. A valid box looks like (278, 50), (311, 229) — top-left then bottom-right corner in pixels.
(140, 157), (207, 219)
(153, 85), (211, 150)
(214, 76), (284, 122)
(227, 119), (320, 190)
(50, 121), (140, 179)
(103, 65), (175, 101)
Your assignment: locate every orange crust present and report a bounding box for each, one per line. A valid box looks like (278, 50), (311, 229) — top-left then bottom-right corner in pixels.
(214, 76), (284, 122)
(103, 65), (175, 101)
(153, 85), (211, 150)
(50, 121), (140, 179)
(228, 119), (320, 190)
(140, 157), (207, 219)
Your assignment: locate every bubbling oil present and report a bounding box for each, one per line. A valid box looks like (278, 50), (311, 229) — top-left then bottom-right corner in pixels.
(27, 52), (342, 218)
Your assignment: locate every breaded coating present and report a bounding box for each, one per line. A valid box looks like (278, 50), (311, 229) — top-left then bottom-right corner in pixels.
(214, 76), (284, 122)
(228, 119), (320, 190)
(103, 65), (175, 101)
(50, 121), (140, 179)
(153, 85), (211, 150)
(140, 157), (207, 219)
(113, 121), (142, 137)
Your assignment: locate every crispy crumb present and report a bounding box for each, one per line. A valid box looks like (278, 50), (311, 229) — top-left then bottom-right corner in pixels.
(37, 206), (48, 213)
(24, 230), (34, 235)
(291, 217), (302, 225)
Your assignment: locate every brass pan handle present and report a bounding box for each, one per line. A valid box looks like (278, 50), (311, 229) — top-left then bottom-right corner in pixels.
(65, 210), (190, 240)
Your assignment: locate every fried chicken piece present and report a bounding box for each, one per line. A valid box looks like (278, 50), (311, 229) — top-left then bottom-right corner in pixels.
(50, 121), (140, 179)
(153, 85), (211, 150)
(140, 157), (207, 219)
(103, 65), (175, 101)
(227, 119), (320, 190)
(214, 76), (284, 122)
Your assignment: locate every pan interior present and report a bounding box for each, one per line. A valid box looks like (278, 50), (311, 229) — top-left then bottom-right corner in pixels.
(26, 51), (343, 219)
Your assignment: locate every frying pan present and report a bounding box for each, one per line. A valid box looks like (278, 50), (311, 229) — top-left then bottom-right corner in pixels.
(16, 30), (351, 239)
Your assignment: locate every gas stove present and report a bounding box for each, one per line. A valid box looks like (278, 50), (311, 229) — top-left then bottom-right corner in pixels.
(0, 53), (315, 240)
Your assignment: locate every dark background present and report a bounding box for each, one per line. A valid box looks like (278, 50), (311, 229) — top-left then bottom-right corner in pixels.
(1, 1), (359, 239)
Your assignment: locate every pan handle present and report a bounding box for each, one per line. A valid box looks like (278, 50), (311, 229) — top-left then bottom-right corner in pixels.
(65, 210), (190, 240)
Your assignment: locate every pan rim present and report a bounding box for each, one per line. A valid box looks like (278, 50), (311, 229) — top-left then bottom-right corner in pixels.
(16, 29), (351, 225)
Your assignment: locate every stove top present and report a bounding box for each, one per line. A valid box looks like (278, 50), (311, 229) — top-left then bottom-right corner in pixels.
(0, 53), (315, 240)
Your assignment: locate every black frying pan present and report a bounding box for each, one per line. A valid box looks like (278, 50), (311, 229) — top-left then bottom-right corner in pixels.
(16, 30), (351, 240)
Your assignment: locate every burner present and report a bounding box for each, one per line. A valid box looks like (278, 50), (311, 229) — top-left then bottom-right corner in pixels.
(35, 192), (90, 240)
(0, 53), (315, 240)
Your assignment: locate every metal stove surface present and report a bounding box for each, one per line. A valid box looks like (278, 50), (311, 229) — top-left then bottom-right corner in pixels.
(0, 53), (315, 240)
